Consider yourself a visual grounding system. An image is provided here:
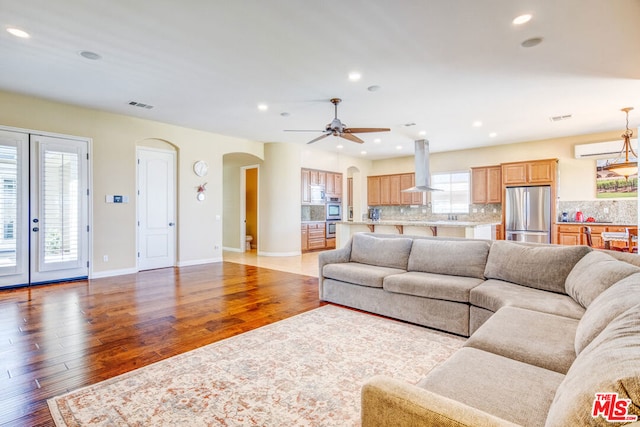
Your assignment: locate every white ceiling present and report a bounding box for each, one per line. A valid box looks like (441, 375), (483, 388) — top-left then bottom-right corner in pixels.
(1, 0), (640, 159)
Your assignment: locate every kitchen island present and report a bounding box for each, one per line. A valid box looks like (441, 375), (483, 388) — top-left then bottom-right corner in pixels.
(336, 220), (500, 248)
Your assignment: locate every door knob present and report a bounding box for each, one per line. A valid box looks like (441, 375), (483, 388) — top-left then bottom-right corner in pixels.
(169, 222), (175, 226)
(32, 227), (39, 232)
(32, 218), (39, 223)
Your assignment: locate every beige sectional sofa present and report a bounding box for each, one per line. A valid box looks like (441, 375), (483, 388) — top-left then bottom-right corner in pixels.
(318, 233), (640, 426)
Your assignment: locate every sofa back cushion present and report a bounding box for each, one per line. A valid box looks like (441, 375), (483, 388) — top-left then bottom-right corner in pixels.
(565, 251), (640, 308)
(350, 233), (413, 270)
(483, 241), (591, 294)
(546, 305), (640, 427)
(574, 272), (640, 355)
(407, 239), (490, 279)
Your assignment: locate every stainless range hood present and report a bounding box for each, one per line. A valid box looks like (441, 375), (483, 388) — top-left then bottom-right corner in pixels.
(401, 139), (442, 192)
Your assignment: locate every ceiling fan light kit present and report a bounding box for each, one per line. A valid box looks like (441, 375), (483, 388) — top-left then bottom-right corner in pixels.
(284, 98), (390, 144)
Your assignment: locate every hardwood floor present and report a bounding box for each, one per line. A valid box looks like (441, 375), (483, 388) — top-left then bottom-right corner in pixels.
(0, 262), (323, 426)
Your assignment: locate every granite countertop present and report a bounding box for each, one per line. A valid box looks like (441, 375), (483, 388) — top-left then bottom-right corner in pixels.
(340, 220), (501, 227)
(557, 221), (636, 226)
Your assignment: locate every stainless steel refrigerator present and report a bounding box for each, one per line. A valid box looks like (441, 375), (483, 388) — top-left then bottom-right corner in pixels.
(505, 186), (551, 243)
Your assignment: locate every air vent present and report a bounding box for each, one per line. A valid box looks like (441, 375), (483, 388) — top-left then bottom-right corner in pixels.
(549, 114), (572, 122)
(128, 101), (154, 109)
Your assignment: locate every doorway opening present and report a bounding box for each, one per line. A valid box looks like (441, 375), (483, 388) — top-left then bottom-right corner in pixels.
(243, 166), (258, 252)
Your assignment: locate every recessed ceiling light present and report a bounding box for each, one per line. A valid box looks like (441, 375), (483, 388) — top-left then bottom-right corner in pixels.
(257, 103), (268, 111)
(348, 71), (362, 82)
(419, 130), (427, 136)
(512, 14), (532, 25)
(360, 151), (367, 155)
(79, 50), (102, 60)
(336, 144), (343, 149)
(489, 132), (497, 138)
(374, 138), (381, 143)
(396, 145), (403, 150)
(280, 112), (290, 117)
(367, 85), (381, 92)
(472, 120), (483, 127)
(521, 37), (543, 48)
(404, 122), (416, 127)
(7, 28), (30, 38)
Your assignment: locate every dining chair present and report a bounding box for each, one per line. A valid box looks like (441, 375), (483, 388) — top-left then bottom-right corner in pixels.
(583, 226), (624, 251)
(628, 228), (638, 253)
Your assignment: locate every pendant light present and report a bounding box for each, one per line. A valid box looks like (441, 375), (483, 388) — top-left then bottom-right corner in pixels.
(604, 107), (637, 179)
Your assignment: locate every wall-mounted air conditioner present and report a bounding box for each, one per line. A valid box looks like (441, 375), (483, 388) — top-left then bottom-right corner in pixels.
(574, 139), (637, 159)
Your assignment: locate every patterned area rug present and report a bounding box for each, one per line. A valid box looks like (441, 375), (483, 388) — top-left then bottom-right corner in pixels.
(48, 305), (465, 426)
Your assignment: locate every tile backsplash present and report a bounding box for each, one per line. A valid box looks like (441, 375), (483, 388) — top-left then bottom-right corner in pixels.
(558, 200), (637, 225)
(369, 204), (503, 223)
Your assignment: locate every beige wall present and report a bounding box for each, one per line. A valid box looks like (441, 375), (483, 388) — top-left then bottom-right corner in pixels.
(0, 90), (263, 274)
(372, 131), (629, 202)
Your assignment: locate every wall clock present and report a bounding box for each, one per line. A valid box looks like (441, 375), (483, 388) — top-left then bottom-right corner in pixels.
(193, 160), (208, 177)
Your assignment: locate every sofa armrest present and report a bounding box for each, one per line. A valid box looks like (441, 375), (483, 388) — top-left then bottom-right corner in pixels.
(317, 237), (352, 298)
(362, 375), (519, 427)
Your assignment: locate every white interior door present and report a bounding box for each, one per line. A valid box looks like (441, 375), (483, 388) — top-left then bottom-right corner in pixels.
(0, 130), (29, 288)
(29, 135), (89, 284)
(137, 148), (176, 270)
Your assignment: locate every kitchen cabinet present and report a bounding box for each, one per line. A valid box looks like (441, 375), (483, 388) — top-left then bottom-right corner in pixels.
(556, 224), (626, 248)
(471, 166), (501, 204)
(502, 159), (557, 186)
(368, 176), (381, 205)
(301, 169), (310, 203)
(325, 172), (343, 197)
(368, 173), (423, 206)
(307, 223), (326, 250)
(301, 224), (308, 251)
(495, 225), (503, 240)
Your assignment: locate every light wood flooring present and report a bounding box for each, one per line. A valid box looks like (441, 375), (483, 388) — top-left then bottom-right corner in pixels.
(0, 257), (325, 426)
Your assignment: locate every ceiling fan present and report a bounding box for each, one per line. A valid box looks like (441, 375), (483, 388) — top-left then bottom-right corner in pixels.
(284, 98), (390, 144)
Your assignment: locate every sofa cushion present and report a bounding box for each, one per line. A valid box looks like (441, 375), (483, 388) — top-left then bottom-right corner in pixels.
(418, 347), (564, 427)
(546, 305), (640, 427)
(565, 250), (640, 308)
(470, 279), (585, 319)
(350, 233), (413, 270)
(407, 239), (490, 279)
(484, 241), (591, 293)
(322, 262), (405, 288)
(383, 271), (483, 303)
(574, 272), (640, 354)
(465, 306), (578, 374)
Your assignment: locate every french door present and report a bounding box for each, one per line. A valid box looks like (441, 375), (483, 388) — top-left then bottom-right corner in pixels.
(0, 129), (89, 288)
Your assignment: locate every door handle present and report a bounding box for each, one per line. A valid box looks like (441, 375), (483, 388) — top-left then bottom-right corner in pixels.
(32, 227), (39, 232)
(169, 222), (175, 226)
(32, 218), (39, 223)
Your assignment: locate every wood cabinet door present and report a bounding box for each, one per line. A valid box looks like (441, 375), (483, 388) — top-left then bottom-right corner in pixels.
(389, 174), (401, 205)
(487, 166), (502, 203)
(318, 171), (326, 188)
(301, 225), (308, 251)
(400, 173), (413, 205)
(380, 175), (391, 205)
(347, 177), (353, 206)
(333, 173), (342, 196)
(528, 160), (555, 183)
(325, 172), (335, 195)
(502, 163), (527, 185)
(471, 167), (488, 203)
(310, 169), (319, 186)
(367, 176), (381, 206)
(558, 232), (581, 246)
(301, 169), (310, 203)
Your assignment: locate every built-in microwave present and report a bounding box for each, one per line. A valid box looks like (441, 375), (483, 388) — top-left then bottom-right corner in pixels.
(310, 185), (325, 204)
(326, 197), (342, 221)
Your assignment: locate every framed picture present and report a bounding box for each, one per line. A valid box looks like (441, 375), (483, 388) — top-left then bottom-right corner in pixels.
(596, 158), (637, 198)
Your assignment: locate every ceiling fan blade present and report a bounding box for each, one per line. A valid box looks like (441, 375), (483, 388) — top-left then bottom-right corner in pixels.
(340, 133), (364, 144)
(344, 127), (391, 134)
(284, 129), (326, 132)
(307, 132), (332, 144)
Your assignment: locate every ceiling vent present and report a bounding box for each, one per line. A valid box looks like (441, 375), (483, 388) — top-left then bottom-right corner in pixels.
(549, 114), (572, 122)
(128, 101), (154, 109)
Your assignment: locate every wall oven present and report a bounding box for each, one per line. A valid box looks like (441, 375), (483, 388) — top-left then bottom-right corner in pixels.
(326, 197), (342, 221)
(326, 221), (337, 238)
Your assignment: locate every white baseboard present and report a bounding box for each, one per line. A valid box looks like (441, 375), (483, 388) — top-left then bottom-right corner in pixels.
(223, 246), (242, 253)
(176, 257), (222, 267)
(90, 267), (138, 279)
(257, 250), (302, 257)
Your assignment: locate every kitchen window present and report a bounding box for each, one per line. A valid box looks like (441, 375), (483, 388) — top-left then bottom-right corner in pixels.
(431, 172), (470, 214)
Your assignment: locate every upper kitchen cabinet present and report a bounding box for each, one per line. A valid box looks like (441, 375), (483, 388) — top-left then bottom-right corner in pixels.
(471, 166), (501, 204)
(367, 173), (424, 206)
(301, 169), (310, 203)
(502, 159), (557, 186)
(325, 172), (342, 197)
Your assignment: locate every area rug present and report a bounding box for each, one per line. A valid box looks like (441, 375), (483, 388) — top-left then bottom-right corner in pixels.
(48, 305), (465, 426)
